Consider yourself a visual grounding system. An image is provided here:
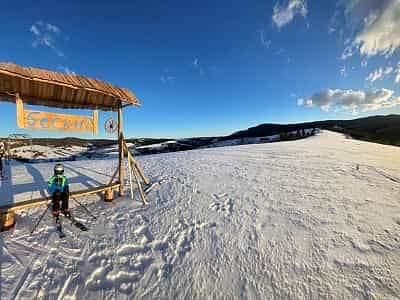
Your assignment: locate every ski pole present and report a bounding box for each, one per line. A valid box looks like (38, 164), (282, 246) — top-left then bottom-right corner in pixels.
(30, 204), (50, 235)
(70, 197), (97, 220)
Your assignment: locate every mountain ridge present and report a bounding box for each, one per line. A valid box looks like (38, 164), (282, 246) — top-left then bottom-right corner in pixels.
(1, 114), (399, 147)
(224, 114), (400, 146)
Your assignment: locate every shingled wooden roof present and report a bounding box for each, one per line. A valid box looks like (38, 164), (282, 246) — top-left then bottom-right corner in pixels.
(0, 62), (141, 111)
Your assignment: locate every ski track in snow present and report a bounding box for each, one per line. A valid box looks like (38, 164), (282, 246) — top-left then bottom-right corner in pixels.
(1, 130), (400, 299)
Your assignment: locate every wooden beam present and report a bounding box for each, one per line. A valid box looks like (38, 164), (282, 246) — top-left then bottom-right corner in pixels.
(0, 182), (120, 212)
(122, 139), (150, 185)
(93, 109), (99, 134)
(126, 147), (134, 200)
(131, 162), (148, 205)
(118, 104), (124, 196)
(131, 156), (150, 185)
(16, 94), (24, 128)
(122, 139), (148, 204)
(107, 167), (119, 185)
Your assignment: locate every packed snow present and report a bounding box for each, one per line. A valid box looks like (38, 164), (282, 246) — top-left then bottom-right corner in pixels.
(7, 143), (138, 162)
(6, 128), (318, 162)
(9, 144), (88, 161)
(1, 130), (400, 299)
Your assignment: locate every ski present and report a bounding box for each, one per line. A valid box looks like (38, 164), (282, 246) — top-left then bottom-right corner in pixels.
(55, 217), (66, 238)
(65, 215), (89, 231)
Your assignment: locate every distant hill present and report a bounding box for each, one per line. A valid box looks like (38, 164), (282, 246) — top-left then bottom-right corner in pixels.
(225, 115), (400, 147)
(1, 115), (399, 151)
(1, 136), (170, 148)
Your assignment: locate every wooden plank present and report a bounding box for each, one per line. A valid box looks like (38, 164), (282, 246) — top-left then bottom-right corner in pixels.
(125, 142), (150, 185)
(15, 95), (24, 128)
(127, 148), (134, 200)
(118, 106), (124, 196)
(31, 77), (78, 90)
(93, 110), (99, 134)
(108, 167), (119, 185)
(66, 74), (82, 87)
(131, 157), (150, 185)
(0, 183), (121, 212)
(122, 140), (148, 204)
(132, 164), (147, 204)
(122, 139), (150, 185)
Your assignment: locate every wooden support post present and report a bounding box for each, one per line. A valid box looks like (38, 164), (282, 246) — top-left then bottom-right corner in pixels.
(16, 94), (25, 129)
(1, 209), (15, 231)
(93, 109), (99, 134)
(104, 189), (114, 202)
(123, 141), (147, 204)
(122, 139), (150, 185)
(118, 104), (124, 196)
(126, 147), (134, 200)
(131, 163), (148, 205)
(131, 157), (150, 186)
(108, 167), (119, 186)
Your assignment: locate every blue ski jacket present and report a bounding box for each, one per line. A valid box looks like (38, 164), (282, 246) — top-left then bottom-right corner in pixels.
(48, 175), (69, 194)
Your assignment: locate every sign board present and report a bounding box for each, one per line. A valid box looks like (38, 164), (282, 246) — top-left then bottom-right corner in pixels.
(16, 98), (98, 133)
(105, 117), (118, 133)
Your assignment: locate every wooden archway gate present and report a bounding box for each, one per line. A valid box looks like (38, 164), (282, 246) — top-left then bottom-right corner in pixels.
(0, 62), (149, 230)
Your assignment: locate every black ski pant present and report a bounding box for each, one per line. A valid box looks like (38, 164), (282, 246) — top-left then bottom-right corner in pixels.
(52, 190), (69, 215)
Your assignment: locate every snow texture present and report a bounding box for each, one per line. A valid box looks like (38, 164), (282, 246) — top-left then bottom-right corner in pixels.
(8, 143), (138, 162)
(1, 130), (400, 299)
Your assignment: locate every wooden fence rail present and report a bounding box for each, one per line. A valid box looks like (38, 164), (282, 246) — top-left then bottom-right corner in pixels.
(0, 182), (120, 212)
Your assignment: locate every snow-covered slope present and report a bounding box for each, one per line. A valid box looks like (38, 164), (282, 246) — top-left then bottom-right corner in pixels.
(7, 142), (138, 162)
(10, 144), (89, 161)
(1, 130), (399, 299)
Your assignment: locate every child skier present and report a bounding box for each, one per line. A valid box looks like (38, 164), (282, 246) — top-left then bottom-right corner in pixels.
(48, 164), (71, 221)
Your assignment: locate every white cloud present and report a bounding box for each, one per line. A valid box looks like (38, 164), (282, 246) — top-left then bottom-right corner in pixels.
(272, 0), (307, 29)
(395, 63), (400, 83)
(341, 43), (356, 60)
(160, 75), (175, 85)
(341, 0), (400, 58)
(193, 58), (204, 75)
(46, 23), (60, 33)
(339, 66), (347, 77)
(30, 24), (40, 36)
(297, 98), (312, 107)
(366, 66), (393, 82)
(366, 69), (383, 82)
(328, 9), (340, 34)
(385, 67), (394, 74)
(30, 21), (64, 57)
(160, 69), (176, 85)
(258, 30), (271, 48)
(298, 88), (400, 112)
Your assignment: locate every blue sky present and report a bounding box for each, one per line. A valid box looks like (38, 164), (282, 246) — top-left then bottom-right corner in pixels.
(0, 0), (399, 139)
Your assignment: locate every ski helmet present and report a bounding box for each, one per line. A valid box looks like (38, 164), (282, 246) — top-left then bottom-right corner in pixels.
(54, 164), (64, 176)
